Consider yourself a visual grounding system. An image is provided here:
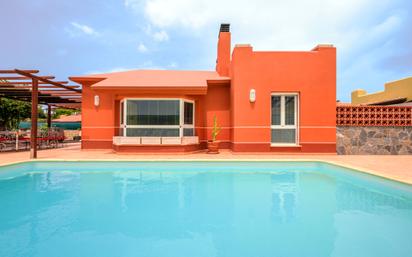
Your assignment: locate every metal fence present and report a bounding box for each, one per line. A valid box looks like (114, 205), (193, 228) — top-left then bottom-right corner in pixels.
(0, 128), (65, 152)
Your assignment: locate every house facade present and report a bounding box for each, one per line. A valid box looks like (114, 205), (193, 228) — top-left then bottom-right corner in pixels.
(351, 77), (412, 106)
(70, 24), (336, 153)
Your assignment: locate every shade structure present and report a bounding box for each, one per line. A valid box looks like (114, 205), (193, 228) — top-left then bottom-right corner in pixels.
(0, 69), (82, 158)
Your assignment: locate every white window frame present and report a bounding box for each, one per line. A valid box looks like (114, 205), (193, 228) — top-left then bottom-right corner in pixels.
(120, 98), (195, 137)
(270, 93), (299, 146)
(182, 100), (195, 136)
(120, 99), (125, 136)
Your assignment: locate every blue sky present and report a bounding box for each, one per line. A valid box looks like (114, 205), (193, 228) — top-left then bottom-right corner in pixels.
(0, 0), (411, 102)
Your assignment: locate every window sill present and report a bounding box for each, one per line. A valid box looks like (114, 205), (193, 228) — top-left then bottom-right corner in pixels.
(113, 136), (199, 146)
(270, 144), (302, 148)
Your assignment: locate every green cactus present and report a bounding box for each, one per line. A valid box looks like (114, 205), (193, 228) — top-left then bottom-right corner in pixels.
(211, 115), (221, 141)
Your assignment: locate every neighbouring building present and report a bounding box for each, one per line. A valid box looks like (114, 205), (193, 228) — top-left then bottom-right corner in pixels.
(351, 77), (412, 106)
(70, 24), (336, 153)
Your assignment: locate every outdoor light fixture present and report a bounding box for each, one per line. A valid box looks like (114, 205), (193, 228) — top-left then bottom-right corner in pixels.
(94, 95), (100, 107)
(249, 89), (256, 103)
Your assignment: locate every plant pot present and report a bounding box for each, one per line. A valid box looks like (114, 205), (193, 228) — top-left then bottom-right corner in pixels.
(207, 140), (220, 154)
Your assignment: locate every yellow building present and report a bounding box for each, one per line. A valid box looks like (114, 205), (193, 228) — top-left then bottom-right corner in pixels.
(351, 77), (412, 105)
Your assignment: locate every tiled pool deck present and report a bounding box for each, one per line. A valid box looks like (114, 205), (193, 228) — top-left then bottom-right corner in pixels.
(1, 143), (411, 185)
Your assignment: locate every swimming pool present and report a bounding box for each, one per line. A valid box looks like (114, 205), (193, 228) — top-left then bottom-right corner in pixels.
(0, 161), (411, 257)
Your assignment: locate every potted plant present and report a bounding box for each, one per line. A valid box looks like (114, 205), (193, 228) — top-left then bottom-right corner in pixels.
(207, 115), (221, 154)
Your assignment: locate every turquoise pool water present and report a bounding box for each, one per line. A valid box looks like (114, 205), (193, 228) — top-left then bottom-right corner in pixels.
(0, 161), (411, 257)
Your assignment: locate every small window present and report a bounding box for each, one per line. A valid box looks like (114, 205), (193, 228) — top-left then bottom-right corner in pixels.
(184, 102), (194, 125)
(271, 94), (298, 145)
(120, 101), (124, 125)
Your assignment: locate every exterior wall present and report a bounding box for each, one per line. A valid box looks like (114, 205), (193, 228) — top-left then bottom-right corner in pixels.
(216, 32), (231, 76)
(352, 77), (412, 105)
(79, 28), (336, 153)
(81, 83), (116, 149)
(81, 85), (231, 150)
(201, 84), (231, 147)
(336, 105), (412, 155)
(230, 45), (336, 152)
(337, 127), (412, 155)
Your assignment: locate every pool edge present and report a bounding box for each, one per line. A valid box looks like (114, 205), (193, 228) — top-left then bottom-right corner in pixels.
(0, 158), (411, 186)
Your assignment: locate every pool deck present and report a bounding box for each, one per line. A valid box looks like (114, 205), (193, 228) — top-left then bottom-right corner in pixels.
(1, 143), (411, 185)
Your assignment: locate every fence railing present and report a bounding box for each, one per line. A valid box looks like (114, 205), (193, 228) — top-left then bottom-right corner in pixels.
(336, 105), (412, 126)
(0, 128), (66, 152)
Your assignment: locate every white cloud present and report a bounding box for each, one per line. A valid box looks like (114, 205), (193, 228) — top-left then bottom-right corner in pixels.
(124, 0), (140, 10)
(123, 0), (408, 101)
(135, 0), (407, 101)
(152, 30), (169, 42)
(86, 62), (165, 74)
(137, 43), (148, 53)
(70, 22), (99, 36)
(140, 0), (395, 50)
(142, 24), (169, 42)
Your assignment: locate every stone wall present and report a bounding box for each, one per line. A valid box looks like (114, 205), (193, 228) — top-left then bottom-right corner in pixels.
(337, 127), (412, 155)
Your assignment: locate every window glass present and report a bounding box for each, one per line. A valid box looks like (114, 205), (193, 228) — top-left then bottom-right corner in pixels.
(184, 102), (194, 125)
(285, 96), (295, 125)
(183, 128), (194, 136)
(120, 102), (124, 125)
(126, 100), (180, 125)
(126, 128), (179, 137)
(271, 129), (296, 144)
(271, 96), (281, 125)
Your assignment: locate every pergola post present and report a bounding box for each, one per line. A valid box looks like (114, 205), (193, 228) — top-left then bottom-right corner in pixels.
(30, 78), (38, 159)
(47, 104), (52, 128)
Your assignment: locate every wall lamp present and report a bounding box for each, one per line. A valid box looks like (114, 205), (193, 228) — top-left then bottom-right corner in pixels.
(94, 95), (100, 107)
(249, 89), (256, 103)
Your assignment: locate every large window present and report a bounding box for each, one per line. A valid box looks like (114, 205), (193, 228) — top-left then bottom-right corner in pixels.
(120, 99), (195, 137)
(271, 94), (298, 145)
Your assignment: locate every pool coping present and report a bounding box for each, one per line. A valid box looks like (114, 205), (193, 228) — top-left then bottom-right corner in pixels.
(0, 158), (411, 186)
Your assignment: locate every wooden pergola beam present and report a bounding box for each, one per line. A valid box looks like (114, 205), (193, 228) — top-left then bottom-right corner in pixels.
(0, 76), (55, 80)
(0, 95), (81, 105)
(40, 90), (80, 95)
(0, 70), (39, 74)
(0, 92), (80, 97)
(15, 69), (81, 93)
(0, 69), (83, 159)
(51, 105), (81, 110)
(0, 81), (69, 85)
(1, 94), (80, 101)
(0, 85), (80, 89)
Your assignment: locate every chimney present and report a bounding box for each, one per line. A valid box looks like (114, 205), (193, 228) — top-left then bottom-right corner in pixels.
(216, 23), (231, 76)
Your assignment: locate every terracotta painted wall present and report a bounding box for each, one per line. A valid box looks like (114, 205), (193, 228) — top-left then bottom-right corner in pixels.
(216, 32), (231, 77)
(81, 86), (231, 150)
(81, 84), (116, 149)
(201, 84), (231, 147)
(230, 44), (336, 152)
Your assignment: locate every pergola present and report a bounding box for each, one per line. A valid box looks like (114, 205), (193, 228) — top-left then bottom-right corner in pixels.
(0, 69), (81, 158)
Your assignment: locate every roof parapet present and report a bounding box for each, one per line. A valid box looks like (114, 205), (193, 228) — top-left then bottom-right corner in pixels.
(312, 44), (335, 51)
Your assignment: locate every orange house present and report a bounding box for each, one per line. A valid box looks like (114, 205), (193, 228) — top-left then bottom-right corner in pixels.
(70, 24), (336, 153)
